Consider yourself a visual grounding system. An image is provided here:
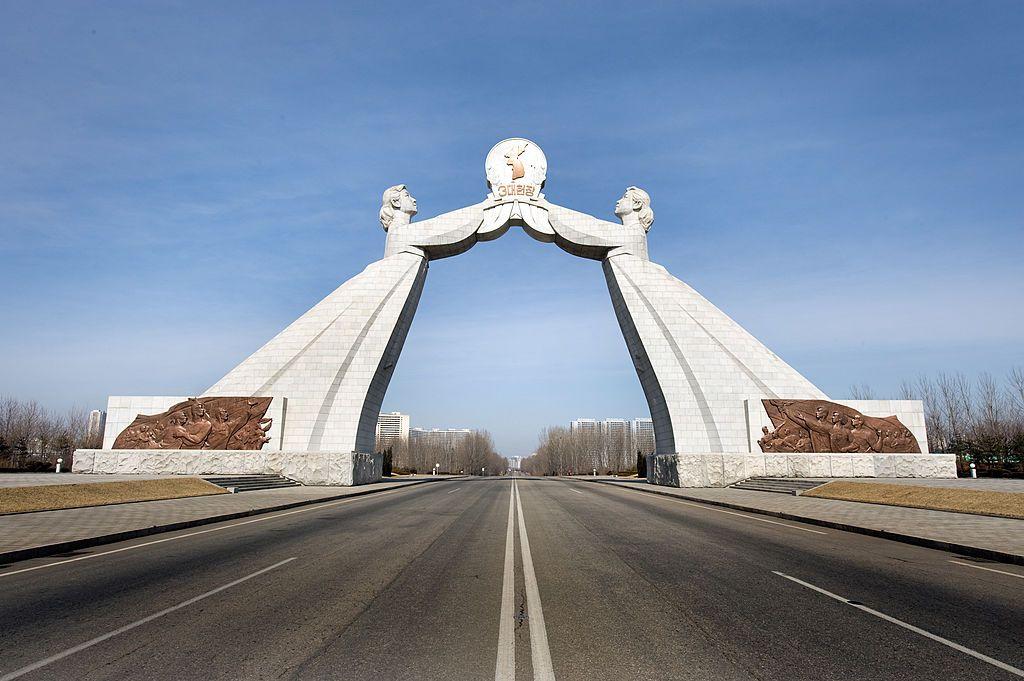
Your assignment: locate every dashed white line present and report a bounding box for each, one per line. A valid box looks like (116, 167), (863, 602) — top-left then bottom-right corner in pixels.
(494, 482), (516, 681)
(570, 489), (584, 495)
(447, 487), (462, 494)
(949, 560), (1024, 580)
(0, 558), (297, 681)
(0, 486), (413, 579)
(515, 480), (555, 681)
(773, 571), (1024, 677)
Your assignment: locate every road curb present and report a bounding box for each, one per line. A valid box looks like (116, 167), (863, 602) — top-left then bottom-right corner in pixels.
(573, 478), (1024, 567)
(0, 476), (461, 566)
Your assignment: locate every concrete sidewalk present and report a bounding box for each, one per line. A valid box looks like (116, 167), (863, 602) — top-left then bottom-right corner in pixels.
(0, 475), (459, 564)
(569, 476), (1024, 565)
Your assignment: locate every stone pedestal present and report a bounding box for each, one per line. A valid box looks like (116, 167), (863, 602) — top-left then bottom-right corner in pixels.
(72, 449), (382, 486)
(647, 452), (957, 488)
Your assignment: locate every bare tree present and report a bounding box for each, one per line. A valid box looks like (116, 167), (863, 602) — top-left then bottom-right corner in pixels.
(849, 383), (875, 400)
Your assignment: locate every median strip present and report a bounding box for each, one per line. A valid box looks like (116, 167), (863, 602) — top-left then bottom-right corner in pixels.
(515, 479), (555, 681)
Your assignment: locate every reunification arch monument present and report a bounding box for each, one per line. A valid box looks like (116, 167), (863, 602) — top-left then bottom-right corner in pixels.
(76, 139), (956, 486)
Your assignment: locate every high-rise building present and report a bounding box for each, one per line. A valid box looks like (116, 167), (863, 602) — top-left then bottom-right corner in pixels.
(631, 417), (656, 454)
(375, 411), (410, 446)
(87, 410), (107, 443)
(603, 418), (630, 459)
(570, 416), (656, 456)
(410, 427), (472, 451)
(569, 418), (599, 436)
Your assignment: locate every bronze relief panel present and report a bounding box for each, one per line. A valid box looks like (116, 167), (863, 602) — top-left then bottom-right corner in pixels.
(758, 399), (921, 454)
(113, 397), (273, 451)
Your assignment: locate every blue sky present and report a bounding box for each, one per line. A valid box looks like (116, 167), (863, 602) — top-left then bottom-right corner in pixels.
(1, 1), (1022, 456)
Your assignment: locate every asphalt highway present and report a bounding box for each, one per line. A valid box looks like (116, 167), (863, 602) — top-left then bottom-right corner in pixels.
(0, 478), (1021, 680)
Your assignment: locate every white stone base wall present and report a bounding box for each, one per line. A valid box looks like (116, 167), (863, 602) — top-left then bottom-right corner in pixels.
(647, 453), (957, 488)
(72, 449), (382, 486)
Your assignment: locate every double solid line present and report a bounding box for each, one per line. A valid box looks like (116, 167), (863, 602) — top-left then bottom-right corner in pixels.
(495, 479), (554, 681)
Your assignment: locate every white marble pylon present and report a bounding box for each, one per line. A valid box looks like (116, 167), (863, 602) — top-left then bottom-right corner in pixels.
(603, 253), (825, 455)
(204, 185), (488, 456)
(204, 252), (428, 453)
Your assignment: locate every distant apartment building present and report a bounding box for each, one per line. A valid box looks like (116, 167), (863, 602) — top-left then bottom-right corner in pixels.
(631, 417), (656, 454)
(410, 427), (472, 451)
(570, 416), (656, 455)
(87, 410), (107, 443)
(569, 418), (600, 436)
(603, 418), (630, 459)
(375, 411), (410, 446)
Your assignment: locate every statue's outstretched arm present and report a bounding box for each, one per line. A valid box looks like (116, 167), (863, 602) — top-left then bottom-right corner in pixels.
(384, 199), (490, 260)
(409, 200), (490, 251)
(541, 200), (631, 261)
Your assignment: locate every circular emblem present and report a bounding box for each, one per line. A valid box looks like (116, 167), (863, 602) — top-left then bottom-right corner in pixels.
(485, 138), (547, 196)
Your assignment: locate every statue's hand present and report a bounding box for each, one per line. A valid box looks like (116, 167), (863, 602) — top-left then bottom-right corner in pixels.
(386, 200), (489, 260)
(542, 200), (645, 261)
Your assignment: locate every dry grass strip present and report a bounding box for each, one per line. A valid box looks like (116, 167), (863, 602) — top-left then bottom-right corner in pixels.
(803, 481), (1024, 520)
(0, 478), (227, 515)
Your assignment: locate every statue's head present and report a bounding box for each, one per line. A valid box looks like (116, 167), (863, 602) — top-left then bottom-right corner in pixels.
(614, 186), (654, 231)
(379, 184), (418, 231)
(815, 406), (827, 420)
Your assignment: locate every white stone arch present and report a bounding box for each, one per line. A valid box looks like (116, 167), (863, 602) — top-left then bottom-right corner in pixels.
(200, 139), (948, 486)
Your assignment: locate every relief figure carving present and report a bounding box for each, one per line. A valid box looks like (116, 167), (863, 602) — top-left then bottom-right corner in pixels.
(113, 397), (273, 450)
(758, 399), (921, 454)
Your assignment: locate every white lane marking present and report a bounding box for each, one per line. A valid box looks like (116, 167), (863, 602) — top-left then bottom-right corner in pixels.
(0, 485), (415, 579)
(659, 496), (827, 535)
(447, 487), (461, 494)
(570, 489), (584, 495)
(0, 557), (296, 681)
(773, 571), (1024, 678)
(515, 480), (555, 681)
(494, 482), (516, 681)
(950, 560), (1024, 580)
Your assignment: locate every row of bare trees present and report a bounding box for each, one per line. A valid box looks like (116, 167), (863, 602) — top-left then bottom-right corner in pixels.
(520, 425), (650, 477)
(888, 369), (1024, 475)
(522, 368), (1024, 478)
(378, 430), (507, 475)
(0, 396), (101, 470)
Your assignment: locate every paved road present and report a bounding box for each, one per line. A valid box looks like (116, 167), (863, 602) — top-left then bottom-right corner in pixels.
(0, 478), (1021, 680)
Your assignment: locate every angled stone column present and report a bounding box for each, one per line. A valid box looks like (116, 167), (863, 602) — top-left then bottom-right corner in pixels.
(602, 252), (826, 455)
(546, 189), (823, 458)
(205, 186), (489, 460)
(545, 186), (833, 486)
(204, 252), (428, 453)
